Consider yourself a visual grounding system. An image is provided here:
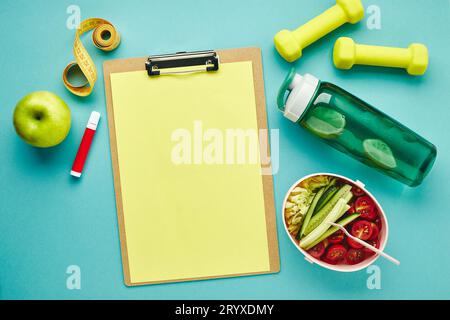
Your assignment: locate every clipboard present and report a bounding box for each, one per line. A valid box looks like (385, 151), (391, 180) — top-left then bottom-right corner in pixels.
(103, 47), (279, 286)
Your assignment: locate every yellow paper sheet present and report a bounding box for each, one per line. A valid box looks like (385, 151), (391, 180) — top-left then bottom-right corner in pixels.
(110, 61), (270, 284)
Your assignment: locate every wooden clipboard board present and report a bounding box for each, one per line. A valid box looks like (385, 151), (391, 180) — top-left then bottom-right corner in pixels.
(103, 47), (280, 286)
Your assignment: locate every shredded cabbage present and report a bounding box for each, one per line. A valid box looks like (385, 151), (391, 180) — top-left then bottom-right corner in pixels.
(285, 188), (314, 235)
(285, 175), (331, 236)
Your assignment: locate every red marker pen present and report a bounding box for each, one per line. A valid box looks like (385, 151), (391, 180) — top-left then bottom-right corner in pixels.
(70, 111), (100, 178)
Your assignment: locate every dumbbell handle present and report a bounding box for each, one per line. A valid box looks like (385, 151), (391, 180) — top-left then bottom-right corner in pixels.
(293, 4), (349, 48)
(354, 44), (412, 68)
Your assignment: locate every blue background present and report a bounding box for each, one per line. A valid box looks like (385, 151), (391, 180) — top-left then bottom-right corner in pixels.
(0, 0), (449, 299)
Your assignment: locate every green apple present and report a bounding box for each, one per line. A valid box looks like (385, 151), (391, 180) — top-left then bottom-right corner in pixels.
(13, 91), (71, 148)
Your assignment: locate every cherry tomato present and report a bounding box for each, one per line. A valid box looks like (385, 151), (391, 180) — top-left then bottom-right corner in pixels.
(374, 217), (382, 230)
(363, 239), (380, 256)
(355, 196), (377, 220)
(345, 249), (365, 265)
(347, 237), (363, 249)
(322, 258), (338, 265)
(307, 241), (327, 259)
(351, 220), (373, 240)
(347, 205), (356, 214)
(324, 244), (347, 264)
(328, 229), (345, 244)
(352, 186), (365, 197)
(369, 222), (379, 240)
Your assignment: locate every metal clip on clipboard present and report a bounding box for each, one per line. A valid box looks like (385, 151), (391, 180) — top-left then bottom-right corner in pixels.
(145, 50), (220, 76)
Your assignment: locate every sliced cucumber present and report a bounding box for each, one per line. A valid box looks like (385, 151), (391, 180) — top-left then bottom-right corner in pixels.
(314, 185), (338, 214)
(303, 184), (352, 236)
(363, 138), (397, 169)
(337, 191), (352, 219)
(304, 213), (360, 250)
(326, 177), (337, 191)
(297, 187), (325, 239)
(313, 178), (337, 213)
(300, 199), (348, 249)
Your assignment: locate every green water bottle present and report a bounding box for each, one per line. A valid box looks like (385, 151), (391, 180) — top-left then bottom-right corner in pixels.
(277, 68), (437, 187)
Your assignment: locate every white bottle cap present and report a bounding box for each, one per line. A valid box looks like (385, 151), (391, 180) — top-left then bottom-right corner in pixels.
(87, 111), (101, 130)
(284, 73), (319, 122)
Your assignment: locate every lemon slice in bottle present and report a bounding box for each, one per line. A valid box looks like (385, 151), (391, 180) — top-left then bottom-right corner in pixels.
(363, 138), (397, 169)
(304, 107), (346, 139)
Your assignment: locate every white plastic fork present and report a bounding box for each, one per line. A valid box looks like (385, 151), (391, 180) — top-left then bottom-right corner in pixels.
(327, 222), (400, 266)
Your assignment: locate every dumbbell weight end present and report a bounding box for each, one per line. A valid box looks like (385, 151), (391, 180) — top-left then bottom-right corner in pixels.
(274, 0), (364, 62)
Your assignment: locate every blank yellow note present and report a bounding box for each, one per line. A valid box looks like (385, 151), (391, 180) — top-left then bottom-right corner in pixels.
(110, 61), (270, 284)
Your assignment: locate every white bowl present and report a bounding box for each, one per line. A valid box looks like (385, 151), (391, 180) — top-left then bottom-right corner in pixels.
(282, 172), (389, 272)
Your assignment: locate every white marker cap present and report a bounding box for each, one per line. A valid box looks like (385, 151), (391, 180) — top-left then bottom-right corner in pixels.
(70, 170), (82, 178)
(87, 111), (101, 130)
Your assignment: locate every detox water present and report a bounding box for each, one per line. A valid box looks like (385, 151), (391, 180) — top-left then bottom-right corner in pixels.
(298, 82), (436, 186)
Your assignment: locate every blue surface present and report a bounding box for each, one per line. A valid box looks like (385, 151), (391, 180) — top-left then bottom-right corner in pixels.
(0, 0), (449, 299)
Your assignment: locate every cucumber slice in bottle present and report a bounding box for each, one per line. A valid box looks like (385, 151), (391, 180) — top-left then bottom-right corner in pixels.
(363, 138), (397, 169)
(304, 107), (346, 139)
